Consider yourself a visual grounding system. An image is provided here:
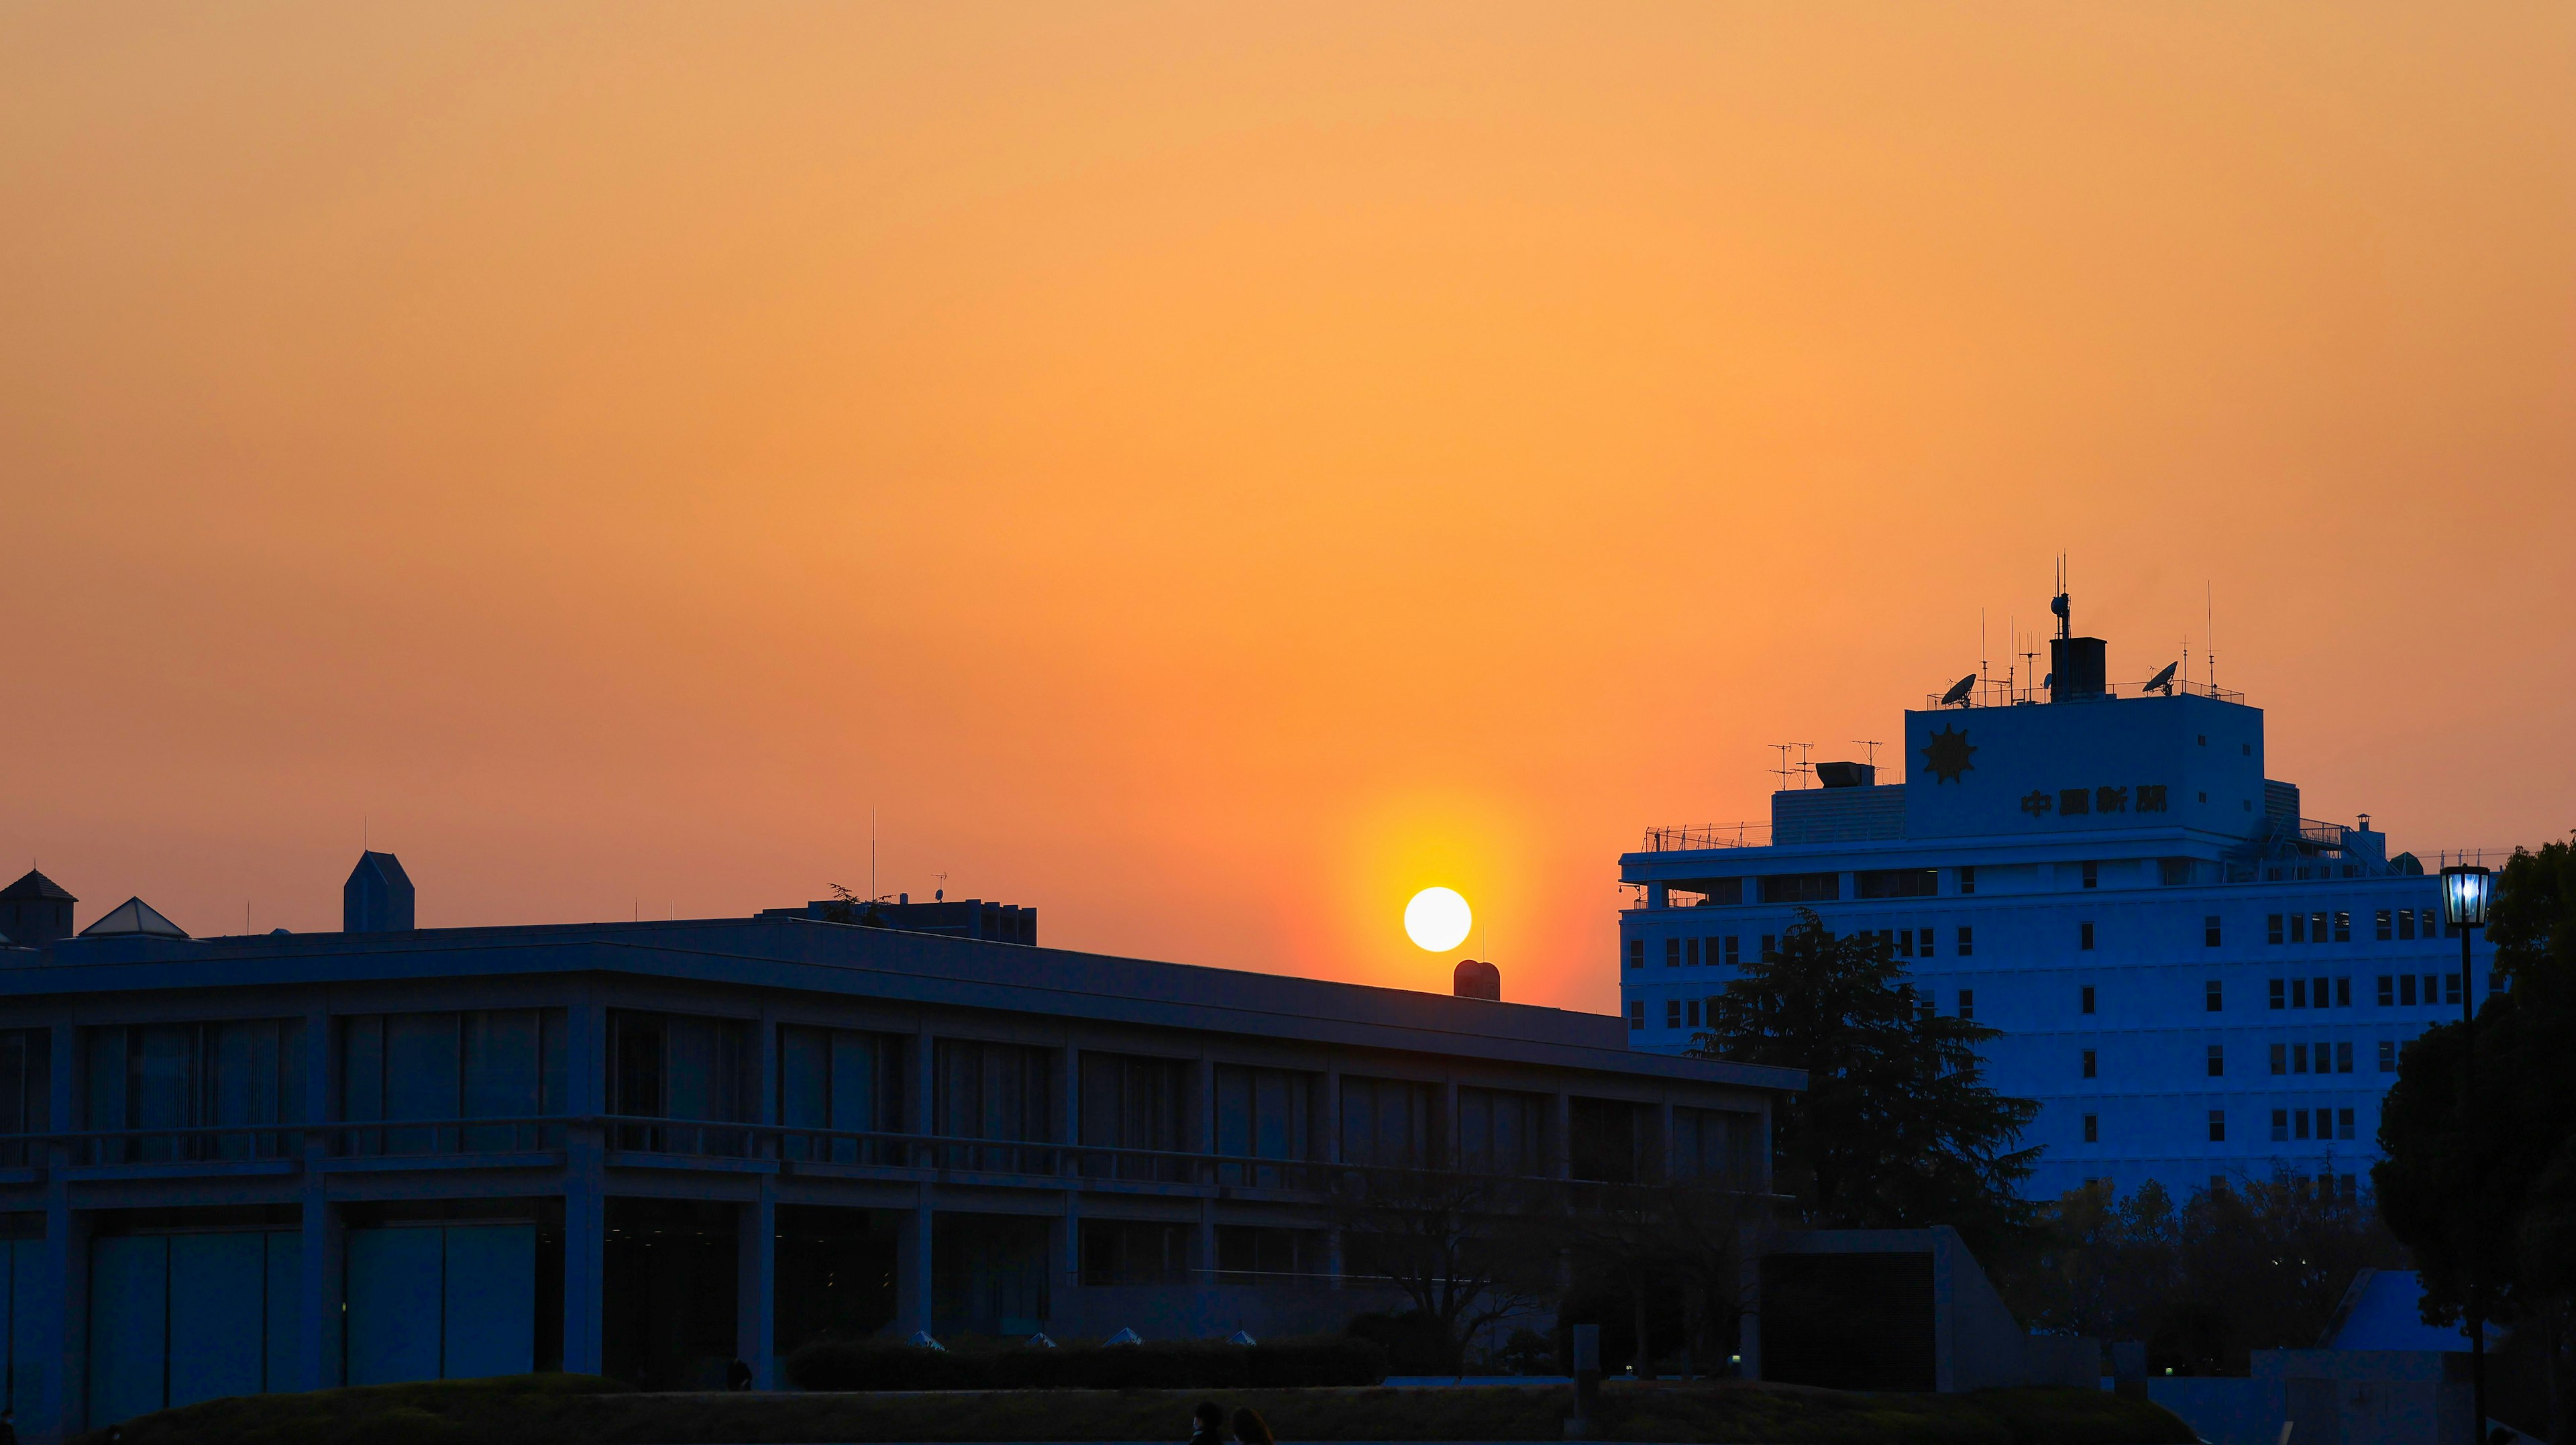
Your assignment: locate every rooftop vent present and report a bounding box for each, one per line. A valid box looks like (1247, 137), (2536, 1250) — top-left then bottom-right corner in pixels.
(344, 851), (415, 932)
(1453, 958), (1501, 1001)
(1814, 762), (1876, 788)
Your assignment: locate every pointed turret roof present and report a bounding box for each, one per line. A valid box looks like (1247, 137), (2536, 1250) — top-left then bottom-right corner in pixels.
(78, 896), (188, 939)
(0, 869), (75, 903)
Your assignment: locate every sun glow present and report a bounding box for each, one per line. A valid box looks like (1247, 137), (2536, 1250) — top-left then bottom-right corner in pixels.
(1403, 886), (1472, 953)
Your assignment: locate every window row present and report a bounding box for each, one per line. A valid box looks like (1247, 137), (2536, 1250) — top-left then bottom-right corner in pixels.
(1627, 925), (1973, 969)
(2269, 908), (2442, 945)
(2081, 1105), (2361, 1146)
(8, 1016), (1737, 1184)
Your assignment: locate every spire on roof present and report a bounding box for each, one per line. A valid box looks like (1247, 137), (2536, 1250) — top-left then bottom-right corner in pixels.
(0, 869), (75, 904)
(345, 851), (415, 932)
(78, 897), (189, 940)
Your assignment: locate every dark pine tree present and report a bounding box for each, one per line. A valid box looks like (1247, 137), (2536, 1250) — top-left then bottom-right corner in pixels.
(1690, 908), (2041, 1263)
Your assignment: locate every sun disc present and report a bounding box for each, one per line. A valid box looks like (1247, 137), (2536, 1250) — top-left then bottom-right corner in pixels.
(1404, 887), (1472, 952)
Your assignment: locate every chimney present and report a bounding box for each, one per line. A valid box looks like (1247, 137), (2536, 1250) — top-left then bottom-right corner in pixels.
(344, 851), (415, 932)
(1452, 958), (1501, 1002)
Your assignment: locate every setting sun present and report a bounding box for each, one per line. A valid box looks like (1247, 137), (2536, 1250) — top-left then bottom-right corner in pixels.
(1402, 886), (1472, 953)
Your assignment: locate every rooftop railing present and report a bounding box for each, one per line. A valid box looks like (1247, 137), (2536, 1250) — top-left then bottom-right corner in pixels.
(1921, 677), (2244, 709)
(1640, 823), (1766, 852)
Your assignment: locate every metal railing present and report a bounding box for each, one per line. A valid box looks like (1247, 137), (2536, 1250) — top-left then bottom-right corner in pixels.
(4, 1117), (1768, 1201)
(1640, 823), (1765, 852)
(1921, 677), (2243, 709)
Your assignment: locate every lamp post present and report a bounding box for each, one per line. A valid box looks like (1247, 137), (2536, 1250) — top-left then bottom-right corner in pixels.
(2440, 863), (2493, 1445)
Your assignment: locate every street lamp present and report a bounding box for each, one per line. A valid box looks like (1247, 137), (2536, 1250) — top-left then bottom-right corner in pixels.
(2439, 863), (2493, 1445)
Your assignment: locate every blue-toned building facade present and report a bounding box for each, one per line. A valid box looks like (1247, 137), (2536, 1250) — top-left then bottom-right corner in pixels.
(1618, 629), (2492, 1203)
(0, 867), (1796, 1442)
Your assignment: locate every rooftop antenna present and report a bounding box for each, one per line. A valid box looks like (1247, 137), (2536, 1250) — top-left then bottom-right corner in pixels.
(1797, 742), (1815, 789)
(869, 808), (877, 904)
(1770, 744), (1795, 792)
(2206, 582), (2216, 692)
(1856, 740), (1882, 771)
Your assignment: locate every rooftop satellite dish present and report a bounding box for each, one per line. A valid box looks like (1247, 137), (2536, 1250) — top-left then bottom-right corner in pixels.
(1939, 674), (1976, 707)
(2145, 661), (2178, 695)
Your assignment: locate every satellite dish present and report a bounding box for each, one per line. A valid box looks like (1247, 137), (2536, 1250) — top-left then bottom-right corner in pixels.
(1939, 674), (1976, 707)
(2145, 661), (2178, 695)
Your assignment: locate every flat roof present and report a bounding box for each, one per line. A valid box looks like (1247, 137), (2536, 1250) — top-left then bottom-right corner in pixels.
(1, 915), (1802, 1094)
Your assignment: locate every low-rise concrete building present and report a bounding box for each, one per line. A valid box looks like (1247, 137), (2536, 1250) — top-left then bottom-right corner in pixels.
(0, 857), (1797, 1442)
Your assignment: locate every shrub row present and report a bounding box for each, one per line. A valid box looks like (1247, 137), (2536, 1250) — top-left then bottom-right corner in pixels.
(783, 1336), (1389, 1392)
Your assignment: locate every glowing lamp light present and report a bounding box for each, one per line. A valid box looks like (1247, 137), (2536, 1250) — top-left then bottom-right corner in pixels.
(2441, 865), (2493, 930)
(1404, 888), (1472, 953)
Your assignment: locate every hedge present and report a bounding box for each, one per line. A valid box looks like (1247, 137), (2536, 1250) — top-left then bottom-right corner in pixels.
(782, 1336), (1388, 1391)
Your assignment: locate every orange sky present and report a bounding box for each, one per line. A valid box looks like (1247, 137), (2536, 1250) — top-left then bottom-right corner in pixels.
(3, 3), (2571, 1011)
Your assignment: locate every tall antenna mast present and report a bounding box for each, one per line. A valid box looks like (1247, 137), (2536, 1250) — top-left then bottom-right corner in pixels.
(869, 808), (877, 903)
(1770, 744), (1794, 792)
(2206, 582), (2216, 691)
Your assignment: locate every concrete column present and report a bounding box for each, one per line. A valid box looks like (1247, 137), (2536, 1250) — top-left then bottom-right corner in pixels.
(1320, 1069), (1342, 1289)
(36, 1144), (80, 1445)
(292, 1006), (337, 1391)
(1656, 1100), (1676, 1184)
(1195, 1056), (1216, 1303)
(1061, 1046), (1081, 1284)
(737, 1178), (777, 1387)
(905, 1185), (935, 1338)
(561, 998), (607, 1375)
(1440, 1078), (1459, 1169)
(915, 1024), (936, 1161)
(35, 1020), (78, 1444)
(1552, 1091), (1573, 1179)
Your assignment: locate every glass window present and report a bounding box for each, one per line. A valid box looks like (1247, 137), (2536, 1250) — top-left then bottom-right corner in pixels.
(1458, 1086), (1545, 1178)
(2270, 1108), (2289, 1142)
(1214, 1225), (1324, 1284)
(2338, 1108), (2355, 1140)
(2378, 1040), (2396, 1073)
(2082, 862), (2098, 889)
(1955, 926), (1973, 957)
(87, 1020), (305, 1163)
(2208, 1111), (2225, 1142)
(2204, 916), (2222, 947)
(606, 1010), (750, 1155)
(2292, 979), (2308, 1009)
(2375, 910), (2393, 941)
(0, 1029), (50, 1166)
(1664, 999), (1681, 1029)
(2336, 977), (2352, 1007)
(934, 1038), (1053, 1171)
(1084, 1053), (1193, 1179)
(1665, 939), (1681, 967)
(1338, 1075), (1436, 1171)
(2081, 985), (2096, 1014)
(2270, 1043), (2287, 1075)
(2080, 922), (2095, 951)
(2293, 1043), (2308, 1074)
(2400, 975), (2417, 1006)
(1959, 867), (1976, 895)
(1217, 1065), (1318, 1185)
(2398, 908), (2416, 941)
(1567, 1097), (1638, 1183)
(2377, 975), (2394, 1007)
(2081, 1049), (2097, 1079)
(2296, 1110), (2311, 1140)
(2206, 980), (2223, 1012)
(2336, 1041), (2353, 1074)
(1626, 1000), (1643, 1030)
(1957, 989), (1974, 1020)
(2419, 908), (2437, 937)
(2310, 912), (2328, 943)
(2207, 1045), (2224, 1077)
(1671, 1106), (1758, 1185)
(2082, 1113), (2098, 1142)
(2268, 914), (2285, 945)
(1081, 1220), (1192, 1285)
(2290, 914), (2306, 943)
(2334, 911), (2351, 943)
(779, 1026), (904, 1164)
(340, 1009), (568, 1156)
(1686, 938), (1701, 967)
(2269, 979), (2286, 1010)
(2445, 972), (2463, 1005)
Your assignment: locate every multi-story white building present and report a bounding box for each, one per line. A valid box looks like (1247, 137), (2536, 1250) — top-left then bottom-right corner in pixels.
(1617, 601), (2495, 1201)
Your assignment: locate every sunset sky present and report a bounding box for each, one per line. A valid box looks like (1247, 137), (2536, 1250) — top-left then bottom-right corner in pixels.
(3, 3), (2571, 1011)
